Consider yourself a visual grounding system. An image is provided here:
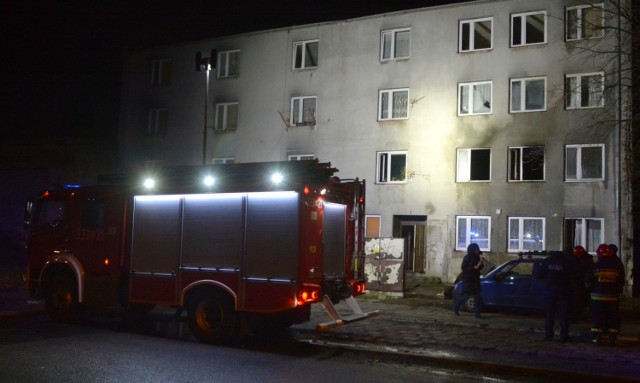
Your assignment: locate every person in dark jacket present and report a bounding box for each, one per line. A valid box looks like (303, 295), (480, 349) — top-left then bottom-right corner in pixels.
(453, 243), (484, 319)
(537, 250), (573, 342)
(585, 243), (626, 346)
(571, 245), (593, 320)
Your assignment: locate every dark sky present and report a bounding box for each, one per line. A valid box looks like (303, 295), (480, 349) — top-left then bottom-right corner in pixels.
(1, 0), (462, 139)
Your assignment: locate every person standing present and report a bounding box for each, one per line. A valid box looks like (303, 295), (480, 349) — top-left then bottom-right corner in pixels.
(585, 243), (626, 346)
(571, 246), (593, 320)
(538, 250), (573, 342)
(453, 243), (484, 319)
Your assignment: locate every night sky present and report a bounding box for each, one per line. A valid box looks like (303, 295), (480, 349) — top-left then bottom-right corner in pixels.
(2, 0), (464, 140)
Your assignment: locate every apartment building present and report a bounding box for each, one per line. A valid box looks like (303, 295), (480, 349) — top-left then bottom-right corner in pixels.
(118, 0), (633, 283)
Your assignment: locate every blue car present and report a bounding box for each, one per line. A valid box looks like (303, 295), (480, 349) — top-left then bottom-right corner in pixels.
(451, 253), (548, 313)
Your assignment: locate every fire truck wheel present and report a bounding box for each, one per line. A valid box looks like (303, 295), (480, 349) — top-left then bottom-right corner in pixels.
(187, 291), (236, 343)
(46, 275), (79, 322)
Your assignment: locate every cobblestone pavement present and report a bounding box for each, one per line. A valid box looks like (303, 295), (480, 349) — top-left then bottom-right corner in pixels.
(290, 284), (640, 381)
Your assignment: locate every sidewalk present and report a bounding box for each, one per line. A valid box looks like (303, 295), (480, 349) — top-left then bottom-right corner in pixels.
(290, 282), (640, 381)
(2, 283), (639, 380)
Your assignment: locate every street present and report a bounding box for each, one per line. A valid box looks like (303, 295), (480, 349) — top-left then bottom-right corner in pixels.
(0, 311), (571, 383)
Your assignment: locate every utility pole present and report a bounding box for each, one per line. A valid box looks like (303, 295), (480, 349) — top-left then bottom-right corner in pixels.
(196, 50), (216, 165)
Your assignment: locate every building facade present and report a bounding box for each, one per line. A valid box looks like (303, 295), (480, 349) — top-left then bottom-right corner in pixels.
(119, 0), (633, 285)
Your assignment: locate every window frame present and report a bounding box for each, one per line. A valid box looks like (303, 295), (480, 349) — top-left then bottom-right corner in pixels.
(365, 215), (382, 238)
(215, 102), (239, 131)
(376, 150), (408, 184)
(456, 216), (491, 251)
(378, 88), (409, 121)
(212, 157), (235, 165)
(290, 96), (317, 126)
(565, 72), (605, 109)
(151, 58), (171, 86)
(564, 217), (604, 254)
(217, 50), (240, 78)
(510, 76), (547, 113)
(566, 3), (604, 41)
(380, 27), (411, 61)
(147, 108), (168, 136)
(458, 81), (492, 116)
(508, 146), (545, 182)
(292, 39), (319, 70)
(456, 148), (491, 182)
(459, 17), (493, 52)
(565, 144), (605, 182)
(511, 10), (547, 47)
(508, 217), (545, 252)
(288, 154), (315, 161)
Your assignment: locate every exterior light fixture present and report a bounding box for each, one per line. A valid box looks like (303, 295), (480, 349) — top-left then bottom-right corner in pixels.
(271, 172), (284, 184)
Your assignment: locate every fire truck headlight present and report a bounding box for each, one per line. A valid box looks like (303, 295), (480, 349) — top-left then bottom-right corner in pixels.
(143, 178), (156, 190)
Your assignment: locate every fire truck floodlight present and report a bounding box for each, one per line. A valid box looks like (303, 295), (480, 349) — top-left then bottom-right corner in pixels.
(203, 175), (215, 187)
(143, 178), (156, 190)
(271, 172), (283, 185)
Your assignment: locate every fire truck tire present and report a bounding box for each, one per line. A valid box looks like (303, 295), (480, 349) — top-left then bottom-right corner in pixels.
(187, 290), (236, 343)
(46, 275), (79, 322)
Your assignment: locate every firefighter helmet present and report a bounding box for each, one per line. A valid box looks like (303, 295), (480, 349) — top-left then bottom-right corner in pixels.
(573, 246), (587, 258)
(596, 243), (611, 258)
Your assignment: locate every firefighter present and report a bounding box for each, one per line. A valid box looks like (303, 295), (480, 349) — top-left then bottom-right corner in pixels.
(585, 243), (626, 346)
(453, 243), (484, 319)
(571, 245), (593, 321)
(538, 250), (573, 342)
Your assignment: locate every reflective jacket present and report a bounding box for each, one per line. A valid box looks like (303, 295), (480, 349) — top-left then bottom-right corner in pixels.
(585, 257), (625, 302)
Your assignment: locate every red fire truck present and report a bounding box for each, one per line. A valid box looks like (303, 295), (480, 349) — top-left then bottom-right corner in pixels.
(25, 160), (377, 342)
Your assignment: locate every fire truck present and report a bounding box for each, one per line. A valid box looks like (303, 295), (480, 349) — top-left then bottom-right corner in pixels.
(25, 160), (378, 342)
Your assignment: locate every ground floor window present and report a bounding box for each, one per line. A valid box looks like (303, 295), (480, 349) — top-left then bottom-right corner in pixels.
(564, 218), (604, 254)
(508, 217), (545, 252)
(456, 216), (491, 251)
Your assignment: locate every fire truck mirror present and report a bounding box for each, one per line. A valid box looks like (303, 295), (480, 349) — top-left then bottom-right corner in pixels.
(24, 200), (33, 229)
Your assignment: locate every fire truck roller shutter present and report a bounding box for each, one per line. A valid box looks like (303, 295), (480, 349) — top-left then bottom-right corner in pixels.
(323, 202), (347, 278)
(182, 194), (243, 269)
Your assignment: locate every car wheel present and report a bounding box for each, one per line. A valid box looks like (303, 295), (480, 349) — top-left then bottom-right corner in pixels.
(46, 275), (79, 322)
(463, 296), (476, 312)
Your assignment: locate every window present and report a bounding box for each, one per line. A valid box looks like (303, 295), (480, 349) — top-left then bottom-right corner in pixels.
(35, 200), (66, 230)
(376, 151), (407, 184)
(151, 59), (171, 86)
(508, 217), (545, 252)
(564, 218), (604, 254)
(459, 17), (492, 52)
(365, 215), (382, 238)
(566, 72), (604, 109)
(456, 216), (491, 251)
(212, 157), (235, 164)
(566, 4), (604, 41)
(510, 77), (546, 112)
(508, 146), (545, 181)
(381, 28), (411, 60)
(288, 154), (315, 161)
(215, 102), (238, 131)
(457, 148), (491, 182)
(378, 88), (409, 120)
(147, 109), (168, 135)
(458, 81), (492, 115)
(293, 40), (319, 69)
(217, 50), (240, 78)
(290, 96), (317, 126)
(565, 144), (604, 181)
(511, 10), (547, 47)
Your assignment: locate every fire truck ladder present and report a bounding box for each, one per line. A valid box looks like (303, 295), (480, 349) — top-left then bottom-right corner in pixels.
(316, 295), (380, 331)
